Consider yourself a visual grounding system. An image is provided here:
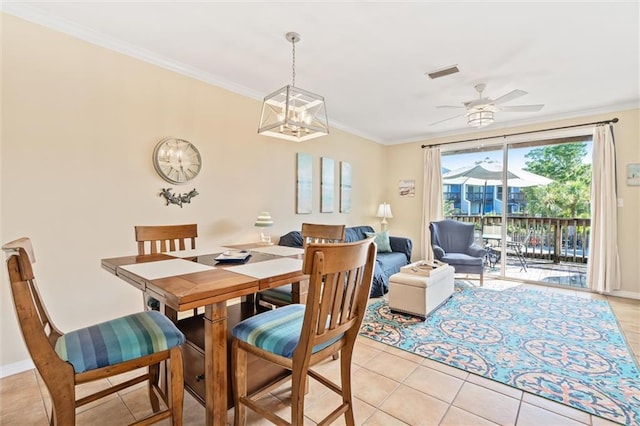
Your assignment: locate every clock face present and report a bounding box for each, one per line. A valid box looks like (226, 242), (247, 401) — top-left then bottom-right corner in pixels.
(153, 138), (202, 184)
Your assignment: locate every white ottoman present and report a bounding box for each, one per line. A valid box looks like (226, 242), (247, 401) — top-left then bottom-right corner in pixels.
(388, 265), (455, 319)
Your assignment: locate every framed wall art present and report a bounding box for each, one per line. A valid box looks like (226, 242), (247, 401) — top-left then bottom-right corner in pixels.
(399, 179), (415, 197)
(321, 157), (335, 213)
(340, 161), (352, 213)
(296, 153), (312, 214)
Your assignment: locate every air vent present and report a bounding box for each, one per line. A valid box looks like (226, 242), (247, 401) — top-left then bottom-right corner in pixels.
(426, 65), (460, 79)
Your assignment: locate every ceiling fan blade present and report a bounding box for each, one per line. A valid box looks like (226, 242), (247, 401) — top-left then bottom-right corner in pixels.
(498, 104), (544, 112)
(430, 113), (464, 126)
(436, 105), (466, 109)
(492, 89), (527, 105)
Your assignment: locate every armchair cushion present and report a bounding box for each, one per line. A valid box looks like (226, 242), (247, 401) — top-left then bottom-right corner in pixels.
(432, 244), (445, 259)
(466, 244), (487, 258)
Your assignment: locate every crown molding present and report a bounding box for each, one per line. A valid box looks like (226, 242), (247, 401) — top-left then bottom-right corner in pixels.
(2, 4), (265, 100)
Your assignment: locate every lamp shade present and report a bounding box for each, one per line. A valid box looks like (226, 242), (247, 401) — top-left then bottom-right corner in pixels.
(254, 212), (274, 227)
(376, 203), (393, 219)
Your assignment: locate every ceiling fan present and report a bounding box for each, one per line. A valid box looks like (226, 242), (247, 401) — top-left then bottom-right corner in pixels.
(431, 83), (544, 128)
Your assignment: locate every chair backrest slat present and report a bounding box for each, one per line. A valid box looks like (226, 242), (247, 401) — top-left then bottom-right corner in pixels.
(135, 224), (197, 255)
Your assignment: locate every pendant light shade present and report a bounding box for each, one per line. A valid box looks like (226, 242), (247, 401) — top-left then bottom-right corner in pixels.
(258, 32), (329, 142)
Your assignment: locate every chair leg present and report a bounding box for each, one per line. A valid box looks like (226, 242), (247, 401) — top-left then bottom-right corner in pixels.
(290, 365), (307, 426)
(169, 347), (184, 426)
(49, 377), (76, 425)
(148, 363), (161, 412)
(232, 340), (247, 426)
(480, 273), (484, 287)
(340, 349), (356, 426)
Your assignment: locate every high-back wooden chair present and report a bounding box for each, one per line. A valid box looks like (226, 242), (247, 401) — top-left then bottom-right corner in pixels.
(301, 223), (347, 247)
(2, 237), (185, 425)
(135, 224), (198, 319)
(258, 223), (346, 309)
(231, 237), (376, 426)
(135, 224), (198, 255)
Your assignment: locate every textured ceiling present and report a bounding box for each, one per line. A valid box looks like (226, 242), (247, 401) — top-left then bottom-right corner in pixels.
(4, 1), (639, 144)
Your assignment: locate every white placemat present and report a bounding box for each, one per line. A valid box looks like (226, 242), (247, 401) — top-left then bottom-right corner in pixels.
(250, 245), (305, 257)
(225, 258), (303, 279)
(165, 246), (230, 258)
(119, 259), (215, 280)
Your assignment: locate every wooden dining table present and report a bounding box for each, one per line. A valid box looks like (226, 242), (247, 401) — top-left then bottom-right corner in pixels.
(101, 243), (307, 426)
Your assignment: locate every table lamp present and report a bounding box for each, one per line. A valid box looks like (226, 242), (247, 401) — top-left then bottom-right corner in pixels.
(254, 211), (274, 245)
(376, 203), (393, 231)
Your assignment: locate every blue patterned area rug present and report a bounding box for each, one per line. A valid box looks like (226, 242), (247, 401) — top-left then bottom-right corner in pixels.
(359, 284), (640, 424)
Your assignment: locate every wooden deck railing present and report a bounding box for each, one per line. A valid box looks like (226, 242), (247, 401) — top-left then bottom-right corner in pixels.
(448, 215), (590, 264)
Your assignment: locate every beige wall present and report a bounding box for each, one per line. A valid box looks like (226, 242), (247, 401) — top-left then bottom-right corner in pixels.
(0, 15), (386, 369)
(385, 108), (640, 298)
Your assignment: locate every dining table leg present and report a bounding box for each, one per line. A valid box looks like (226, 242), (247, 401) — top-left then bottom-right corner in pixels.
(291, 279), (309, 304)
(204, 302), (228, 426)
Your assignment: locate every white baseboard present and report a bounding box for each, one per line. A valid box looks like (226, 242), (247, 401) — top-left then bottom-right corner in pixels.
(0, 359), (34, 378)
(606, 290), (640, 300)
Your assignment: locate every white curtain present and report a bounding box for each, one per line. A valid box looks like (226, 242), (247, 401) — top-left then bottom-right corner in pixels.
(421, 146), (443, 260)
(587, 124), (621, 293)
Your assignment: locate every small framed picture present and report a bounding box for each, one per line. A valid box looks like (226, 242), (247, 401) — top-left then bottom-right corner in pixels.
(399, 179), (415, 197)
(628, 163), (640, 186)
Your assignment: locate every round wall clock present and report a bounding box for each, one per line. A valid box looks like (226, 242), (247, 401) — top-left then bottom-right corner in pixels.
(153, 137), (202, 184)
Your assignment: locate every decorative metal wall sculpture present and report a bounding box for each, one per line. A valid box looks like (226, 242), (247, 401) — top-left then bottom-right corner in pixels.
(159, 188), (198, 208)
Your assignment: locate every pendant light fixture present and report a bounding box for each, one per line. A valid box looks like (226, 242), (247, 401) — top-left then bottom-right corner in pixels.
(258, 32), (329, 142)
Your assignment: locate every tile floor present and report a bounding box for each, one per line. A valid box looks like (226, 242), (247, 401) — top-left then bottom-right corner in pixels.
(1, 279), (638, 425)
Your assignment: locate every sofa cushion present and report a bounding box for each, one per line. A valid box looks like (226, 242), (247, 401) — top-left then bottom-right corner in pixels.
(278, 231), (304, 247)
(365, 230), (392, 253)
(377, 252), (409, 276)
(344, 225), (375, 242)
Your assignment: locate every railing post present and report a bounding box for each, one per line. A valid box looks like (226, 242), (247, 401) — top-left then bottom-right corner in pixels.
(554, 219), (561, 264)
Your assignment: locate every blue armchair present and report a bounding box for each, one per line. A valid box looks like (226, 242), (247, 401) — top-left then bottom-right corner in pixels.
(429, 220), (486, 286)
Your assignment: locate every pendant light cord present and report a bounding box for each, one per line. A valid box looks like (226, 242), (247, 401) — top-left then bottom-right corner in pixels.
(291, 37), (296, 87)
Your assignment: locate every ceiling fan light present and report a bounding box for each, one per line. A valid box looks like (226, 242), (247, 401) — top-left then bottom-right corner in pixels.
(467, 110), (494, 128)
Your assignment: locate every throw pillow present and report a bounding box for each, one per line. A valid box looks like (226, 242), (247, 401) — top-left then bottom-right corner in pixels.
(365, 230), (392, 253)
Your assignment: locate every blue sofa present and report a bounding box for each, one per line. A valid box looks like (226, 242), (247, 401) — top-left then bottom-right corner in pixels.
(278, 225), (412, 297)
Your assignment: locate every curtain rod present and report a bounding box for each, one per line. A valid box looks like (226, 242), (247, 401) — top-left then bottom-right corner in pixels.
(421, 117), (619, 149)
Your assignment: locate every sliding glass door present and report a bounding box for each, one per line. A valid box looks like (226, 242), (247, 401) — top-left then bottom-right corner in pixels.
(441, 136), (592, 288)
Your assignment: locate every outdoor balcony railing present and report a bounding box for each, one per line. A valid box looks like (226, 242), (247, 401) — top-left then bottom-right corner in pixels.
(465, 193), (490, 202)
(443, 192), (461, 202)
(448, 215), (590, 264)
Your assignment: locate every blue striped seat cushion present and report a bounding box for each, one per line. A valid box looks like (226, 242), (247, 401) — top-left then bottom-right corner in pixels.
(232, 304), (341, 358)
(260, 284), (293, 303)
(55, 310), (185, 373)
